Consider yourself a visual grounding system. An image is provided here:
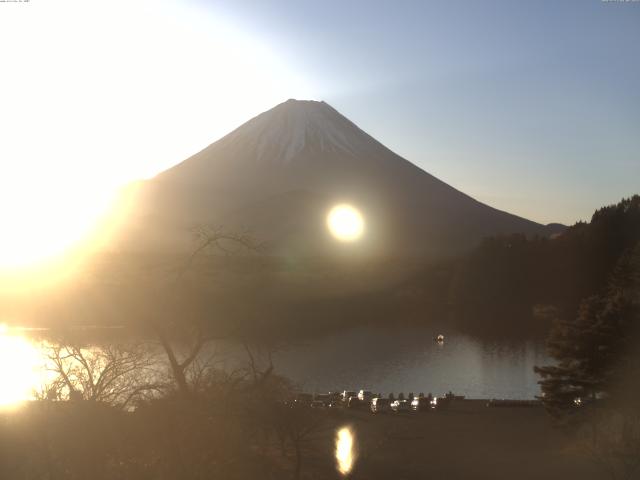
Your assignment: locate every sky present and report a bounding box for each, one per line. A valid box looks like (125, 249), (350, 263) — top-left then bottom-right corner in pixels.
(205, 0), (640, 225)
(0, 0), (638, 268)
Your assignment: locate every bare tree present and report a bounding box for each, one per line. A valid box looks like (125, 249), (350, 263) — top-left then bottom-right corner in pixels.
(154, 325), (208, 397)
(153, 225), (261, 397)
(44, 337), (162, 409)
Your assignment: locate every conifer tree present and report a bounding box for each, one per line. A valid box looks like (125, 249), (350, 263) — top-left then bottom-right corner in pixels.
(535, 243), (640, 424)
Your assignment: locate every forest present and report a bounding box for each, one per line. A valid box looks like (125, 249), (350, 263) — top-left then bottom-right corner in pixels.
(414, 195), (640, 335)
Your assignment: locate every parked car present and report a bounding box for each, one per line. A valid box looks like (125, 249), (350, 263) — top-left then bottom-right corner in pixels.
(390, 399), (410, 413)
(370, 397), (390, 414)
(347, 396), (365, 408)
(341, 391), (356, 403)
(410, 397), (431, 412)
(310, 400), (326, 408)
(431, 396), (451, 410)
(358, 390), (374, 402)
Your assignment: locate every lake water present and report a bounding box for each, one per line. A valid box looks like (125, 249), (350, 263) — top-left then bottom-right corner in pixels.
(269, 326), (550, 400)
(0, 324), (551, 407)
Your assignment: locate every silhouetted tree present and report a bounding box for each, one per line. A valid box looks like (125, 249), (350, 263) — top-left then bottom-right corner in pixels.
(154, 225), (261, 397)
(535, 241), (640, 480)
(449, 195), (640, 333)
(44, 335), (162, 409)
(535, 243), (639, 425)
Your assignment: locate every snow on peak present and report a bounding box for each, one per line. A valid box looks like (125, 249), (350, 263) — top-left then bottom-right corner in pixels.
(218, 99), (372, 165)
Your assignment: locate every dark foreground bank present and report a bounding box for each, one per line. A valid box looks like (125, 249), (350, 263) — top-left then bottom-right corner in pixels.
(310, 401), (599, 480)
(0, 398), (603, 480)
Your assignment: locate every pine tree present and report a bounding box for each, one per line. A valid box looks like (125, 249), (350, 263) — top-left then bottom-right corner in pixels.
(535, 243), (640, 424)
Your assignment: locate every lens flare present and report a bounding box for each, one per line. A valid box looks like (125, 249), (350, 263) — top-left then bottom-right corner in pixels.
(335, 426), (355, 476)
(327, 204), (365, 242)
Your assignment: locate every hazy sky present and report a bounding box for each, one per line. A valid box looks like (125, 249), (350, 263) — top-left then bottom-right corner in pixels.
(1, 0), (638, 261)
(205, 0), (640, 225)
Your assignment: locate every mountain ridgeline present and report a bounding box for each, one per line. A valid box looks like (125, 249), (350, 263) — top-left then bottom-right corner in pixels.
(118, 99), (560, 259)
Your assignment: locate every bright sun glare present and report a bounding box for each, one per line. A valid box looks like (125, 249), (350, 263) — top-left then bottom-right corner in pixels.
(0, 326), (43, 408)
(335, 426), (355, 475)
(0, 0), (313, 275)
(327, 204), (365, 242)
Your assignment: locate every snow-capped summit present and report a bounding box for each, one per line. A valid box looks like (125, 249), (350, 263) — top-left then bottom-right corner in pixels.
(164, 98), (395, 175)
(215, 99), (368, 165)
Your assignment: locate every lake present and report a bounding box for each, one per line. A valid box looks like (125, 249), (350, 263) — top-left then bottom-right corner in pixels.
(268, 326), (550, 400)
(0, 324), (551, 408)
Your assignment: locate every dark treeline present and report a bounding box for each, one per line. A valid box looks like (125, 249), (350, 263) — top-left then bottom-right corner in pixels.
(440, 195), (640, 334)
(533, 221), (640, 480)
(208, 194), (639, 337)
(536, 242), (640, 418)
(6, 197), (639, 340)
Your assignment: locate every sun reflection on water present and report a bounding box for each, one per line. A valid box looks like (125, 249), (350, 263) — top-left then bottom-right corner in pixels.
(335, 426), (356, 476)
(0, 325), (46, 409)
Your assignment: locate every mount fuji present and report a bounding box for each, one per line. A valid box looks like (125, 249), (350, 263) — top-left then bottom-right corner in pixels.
(119, 99), (560, 258)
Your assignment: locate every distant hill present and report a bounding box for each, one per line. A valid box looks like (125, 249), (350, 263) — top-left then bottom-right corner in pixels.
(115, 99), (561, 259)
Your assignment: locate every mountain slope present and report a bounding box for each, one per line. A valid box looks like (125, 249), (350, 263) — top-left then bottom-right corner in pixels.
(119, 99), (559, 258)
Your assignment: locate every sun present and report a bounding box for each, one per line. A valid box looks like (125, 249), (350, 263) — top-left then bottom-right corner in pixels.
(327, 204), (365, 242)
